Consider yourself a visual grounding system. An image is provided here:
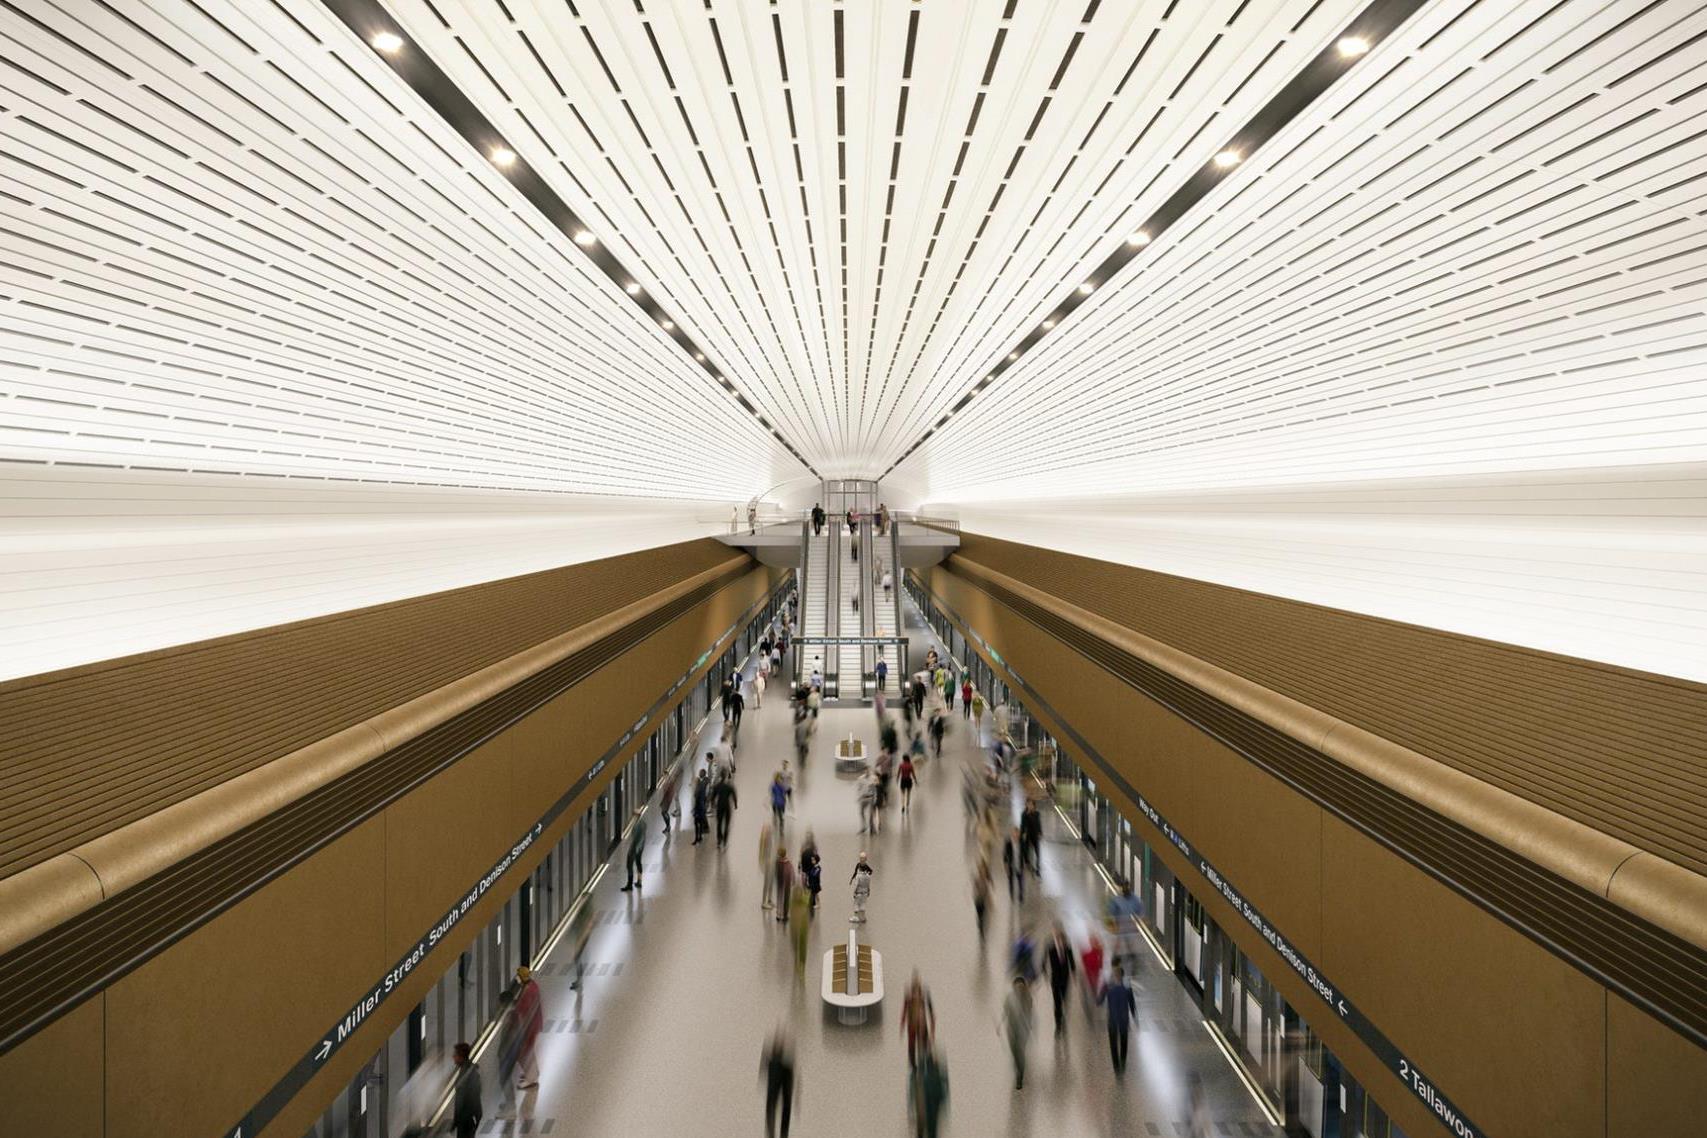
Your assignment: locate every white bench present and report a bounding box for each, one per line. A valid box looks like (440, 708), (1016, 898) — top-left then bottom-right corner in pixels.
(821, 927), (884, 1024)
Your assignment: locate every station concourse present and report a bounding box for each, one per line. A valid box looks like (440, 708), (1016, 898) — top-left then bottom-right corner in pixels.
(1, 2), (1706, 1137)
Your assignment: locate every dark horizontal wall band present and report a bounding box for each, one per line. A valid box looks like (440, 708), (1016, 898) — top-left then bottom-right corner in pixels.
(0, 559), (759, 1057)
(922, 563), (1707, 1051)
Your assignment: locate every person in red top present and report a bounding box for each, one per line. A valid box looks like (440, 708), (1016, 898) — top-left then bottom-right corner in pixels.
(960, 679), (973, 718)
(897, 755), (916, 813)
(1080, 932), (1106, 1016)
(512, 965), (543, 1089)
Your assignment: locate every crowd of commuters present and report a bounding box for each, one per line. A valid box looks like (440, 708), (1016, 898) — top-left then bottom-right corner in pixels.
(431, 580), (1216, 1138)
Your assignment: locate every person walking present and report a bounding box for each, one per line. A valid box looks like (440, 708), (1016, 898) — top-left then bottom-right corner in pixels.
(1099, 963), (1139, 1075)
(972, 854), (992, 941)
(999, 976), (1034, 1090)
(1080, 931), (1106, 1015)
(761, 1030), (798, 1138)
(875, 656), (888, 692)
(759, 821), (776, 909)
(451, 1042), (483, 1138)
(770, 772), (789, 833)
(789, 882), (812, 977)
(510, 965), (543, 1089)
(691, 769), (710, 845)
(858, 771), (878, 834)
(900, 973), (936, 1066)
(720, 676), (735, 721)
(774, 846), (795, 922)
(659, 768), (681, 838)
(929, 710), (946, 759)
(1003, 828), (1024, 902)
(1020, 801), (1043, 877)
(620, 806), (646, 892)
(811, 503), (825, 536)
(897, 754), (916, 813)
(1045, 924), (1076, 1037)
(849, 851), (874, 923)
(909, 1045), (949, 1138)
(754, 666), (767, 708)
(713, 772), (739, 848)
(799, 832), (822, 912)
(960, 678), (973, 718)
(730, 682), (746, 737)
(845, 508), (857, 535)
(971, 690), (986, 735)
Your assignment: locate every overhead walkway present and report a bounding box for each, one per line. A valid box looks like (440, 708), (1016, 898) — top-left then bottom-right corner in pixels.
(366, 606), (1281, 1137)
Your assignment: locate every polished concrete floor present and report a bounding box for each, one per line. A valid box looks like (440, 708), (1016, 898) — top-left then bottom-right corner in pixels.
(490, 605), (1281, 1137)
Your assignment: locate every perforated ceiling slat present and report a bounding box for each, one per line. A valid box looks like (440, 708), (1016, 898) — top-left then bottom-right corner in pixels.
(897, 0), (1707, 498)
(0, 0), (806, 497)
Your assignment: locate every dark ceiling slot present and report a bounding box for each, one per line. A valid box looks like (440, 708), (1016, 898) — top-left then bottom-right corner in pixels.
(16, 116), (139, 174)
(708, 19), (734, 85)
(0, 54), (70, 96)
(771, 14), (789, 82)
(981, 29), (1007, 86)
(516, 30), (566, 99)
(2, 0), (134, 79)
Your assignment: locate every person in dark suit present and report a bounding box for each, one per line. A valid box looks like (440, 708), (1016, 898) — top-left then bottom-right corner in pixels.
(451, 1042), (482, 1138)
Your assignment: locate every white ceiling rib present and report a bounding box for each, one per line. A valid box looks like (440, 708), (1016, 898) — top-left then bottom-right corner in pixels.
(381, 0), (1370, 476)
(0, 0), (804, 497)
(895, 0), (1707, 500)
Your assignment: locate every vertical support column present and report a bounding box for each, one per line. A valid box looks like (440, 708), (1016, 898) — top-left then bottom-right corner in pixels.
(891, 519), (907, 680)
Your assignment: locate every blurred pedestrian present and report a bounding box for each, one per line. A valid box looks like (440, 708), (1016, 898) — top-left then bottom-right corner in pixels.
(1045, 924), (1076, 1036)
(451, 1042), (483, 1138)
(1021, 801), (1043, 877)
(960, 678), (973, 717)
(761, 1030), (798, 1138)
(971, 690), (986, 735)
(691, 769), (710, 844)
(770, 771), (789, 832)
(909, 1045), (949, 1138)
(1099, 963), (1139, 1074)
(1080, 931), (1106, 1013)
(754, 666), (767, 708)
(1000, 976), (1033, 1090)
(730, 682), (746, 736)
(789, 883), (812, 976)
(1003, 828), (1023, 902)
(972, 855), (992, 941)
(774, 846), (794, 923)
(620, 806), (646, 892)
(900, 972), (936, 1065)
(720, 675), (735, 721)
(714, 772), (739, 848)
(511, 966), (542, 1089)
(760, 821), (776, 909)
(799, 832), (822, 912)
(898, 754), (916, 813)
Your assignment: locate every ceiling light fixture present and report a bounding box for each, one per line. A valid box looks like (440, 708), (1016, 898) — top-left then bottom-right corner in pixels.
(1336, 36), (1369, 57)
(1078, 281), (1094, 295)
(661, 319), (674, 330)
(694, 352), (705, 361)
(1127, 231), (1151, 247)
(1043, 320), (1055, 329)
(625, 282), (641, 295)
(490, 147), (517, 168)
(1213, 150), (1241, 168)
(1008, 352), (1018, 361)
(573, 230), (596, 246)
(371, 31), (404, 54)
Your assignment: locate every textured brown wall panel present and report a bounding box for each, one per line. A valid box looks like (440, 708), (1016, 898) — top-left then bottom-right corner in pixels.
(105, 816), (388, 1138)
(950, 533), (1707, 876)
(1607, 991), (1707, 1137)
(915, 562), (1618, 1138)
(0, 994), (102, 1138)
(0, 539), (738, 879)
(383, 733), (518, 963)
(1320, 813), (1604, 1138)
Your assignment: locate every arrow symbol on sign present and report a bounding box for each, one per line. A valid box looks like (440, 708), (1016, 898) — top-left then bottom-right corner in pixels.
(315, 1040), (332, 1061)
(1338, 999), (1348, 1017)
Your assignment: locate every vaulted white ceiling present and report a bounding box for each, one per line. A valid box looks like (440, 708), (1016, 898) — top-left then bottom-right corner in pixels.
(3, 0), (1706, 680)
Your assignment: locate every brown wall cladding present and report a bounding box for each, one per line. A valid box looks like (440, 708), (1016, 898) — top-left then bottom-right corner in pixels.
(0, 538), (737, 880)
(0, 560), (782, 1138)
(912, 562), (1707, 1138)
(951, 532), (1707, 876)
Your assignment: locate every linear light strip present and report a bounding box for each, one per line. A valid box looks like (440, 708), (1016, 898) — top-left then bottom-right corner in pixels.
(882, 0), (1431, 477)
(316, 0), (818, 477)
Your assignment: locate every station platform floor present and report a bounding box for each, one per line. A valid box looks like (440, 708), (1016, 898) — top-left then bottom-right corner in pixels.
(486, 605), (1281, 1136)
